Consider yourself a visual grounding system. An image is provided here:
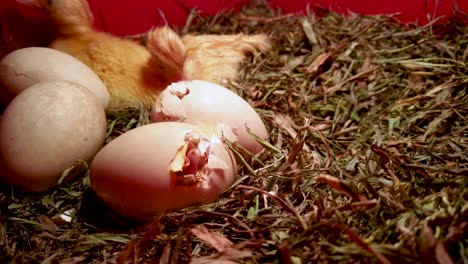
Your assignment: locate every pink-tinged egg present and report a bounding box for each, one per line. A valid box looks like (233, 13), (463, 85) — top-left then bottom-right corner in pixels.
(0, 47), (110, 108)
(151, 80), (268, 155)
(0, 81), (107, 192)
(89, 122), (237, 222)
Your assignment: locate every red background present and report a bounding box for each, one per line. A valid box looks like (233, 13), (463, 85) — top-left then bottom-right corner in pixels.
(1, 0), (467, 58)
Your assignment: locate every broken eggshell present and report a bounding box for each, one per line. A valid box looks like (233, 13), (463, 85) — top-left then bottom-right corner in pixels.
(89, 122), (238, 222)
(151, 80), (268, 155)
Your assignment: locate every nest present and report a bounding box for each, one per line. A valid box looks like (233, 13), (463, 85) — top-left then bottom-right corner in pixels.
(1, 1), (467, 263)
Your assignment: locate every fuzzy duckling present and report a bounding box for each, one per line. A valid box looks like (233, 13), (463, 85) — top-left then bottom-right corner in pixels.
(26, 0), (271, 109)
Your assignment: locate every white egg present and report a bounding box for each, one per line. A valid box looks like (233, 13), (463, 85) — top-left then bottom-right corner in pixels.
(89, 122), (237, 222)
(0, 47), (110, 108)
(0, 81), (107, 192)
(151, 80), (269, 155)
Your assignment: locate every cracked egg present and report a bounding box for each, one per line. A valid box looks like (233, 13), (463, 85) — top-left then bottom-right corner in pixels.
(89, 122), (237, 222)
(151, 80), (269, 155)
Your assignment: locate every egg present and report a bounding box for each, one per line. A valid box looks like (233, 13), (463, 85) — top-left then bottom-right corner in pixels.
(0, 47), (110, 108)
(151, 80), (268, 155)
(89, 122), (237, 222)
(0, 81), (107, 192)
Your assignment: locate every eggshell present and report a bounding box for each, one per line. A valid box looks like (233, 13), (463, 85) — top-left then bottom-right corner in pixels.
(0, 47), (110, 108)
(89, 122), (237, 222)
(151, 80), (268, 155)
(0, 81), (107, 192)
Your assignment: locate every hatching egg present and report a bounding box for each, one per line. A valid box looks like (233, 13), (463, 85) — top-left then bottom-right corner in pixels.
(89, 122), (237, 222)
(0, 81), (107, 192)
(151, 80), (268, 155)
(0, 47), (110, 108)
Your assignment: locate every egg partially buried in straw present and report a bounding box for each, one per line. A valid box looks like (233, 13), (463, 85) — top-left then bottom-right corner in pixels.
(0, 47), (110, 108)
(89, 122), (237, 222)
(151, 80), (268, 155)
(0, 81), (107, 192)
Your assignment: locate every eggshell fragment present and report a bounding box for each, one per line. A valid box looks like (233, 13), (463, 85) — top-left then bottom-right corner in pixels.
(151, 80), (268, 155)
(89, 122), (237, 222)
(0, 81), (107, 192)
(0, 47), (110, 108)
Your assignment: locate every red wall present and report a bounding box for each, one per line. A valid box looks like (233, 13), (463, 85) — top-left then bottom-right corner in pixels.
(65, 0), (468, 35)
(87, 0), (249, 36)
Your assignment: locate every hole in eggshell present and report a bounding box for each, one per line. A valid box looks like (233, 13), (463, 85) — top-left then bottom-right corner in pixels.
(169, 132), (209, 186)
(169, 84), (190, 99)
(183, 148), (202, 175)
